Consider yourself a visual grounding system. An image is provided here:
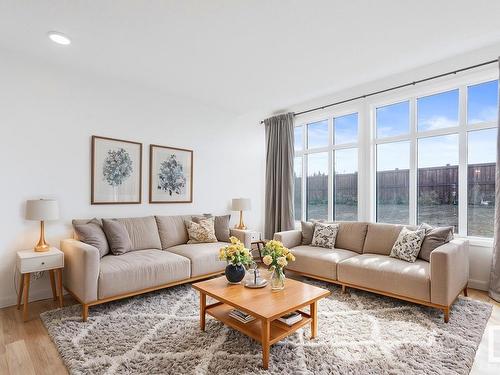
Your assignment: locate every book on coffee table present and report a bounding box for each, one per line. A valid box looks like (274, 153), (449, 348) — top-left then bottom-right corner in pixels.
(229, 309), (255, 324)
(278, 311), (302, 326)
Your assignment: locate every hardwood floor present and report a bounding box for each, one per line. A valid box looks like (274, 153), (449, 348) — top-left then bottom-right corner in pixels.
(0, 290), (499, 374)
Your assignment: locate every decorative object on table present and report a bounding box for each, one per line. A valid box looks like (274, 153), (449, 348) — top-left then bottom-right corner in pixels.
(91, 135), (142, 204)
(231, 198), (251, 229)
(278, 311), (303, 326)
(218, 236), (253, 284)
(25, 199), (59, 252)
(149, 144), (193, 203)
(262, 240), (295, 291)
(17, 247), (64, 321)
(244, 261), (268, 288)
(228, 309), (255, 324)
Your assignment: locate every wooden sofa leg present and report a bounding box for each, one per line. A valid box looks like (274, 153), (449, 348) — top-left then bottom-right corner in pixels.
(443, 307), (449, 323)
(82, 304), (89, 322)
(463, 285), (468, 297)
(341, 285), (346, 294)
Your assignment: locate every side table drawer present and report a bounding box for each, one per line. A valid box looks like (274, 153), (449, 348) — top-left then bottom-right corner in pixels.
(18, 254), (63, 273)
(250, 232), (261, 242)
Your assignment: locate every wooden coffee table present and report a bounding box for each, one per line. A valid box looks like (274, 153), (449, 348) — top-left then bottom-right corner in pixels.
(192, 276), (330, 369)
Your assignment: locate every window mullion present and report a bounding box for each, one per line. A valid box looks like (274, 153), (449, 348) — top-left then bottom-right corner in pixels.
(328, 117), (334, 221)
(409, 98), (417, 226)
(458, 86), (468, 236)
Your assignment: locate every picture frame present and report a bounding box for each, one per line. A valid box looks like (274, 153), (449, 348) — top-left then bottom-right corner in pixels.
(91, 135), (142, 204)
(149, 144), (193, 203)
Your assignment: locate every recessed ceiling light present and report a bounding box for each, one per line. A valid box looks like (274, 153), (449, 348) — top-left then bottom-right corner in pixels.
(47, 31), (71, 45)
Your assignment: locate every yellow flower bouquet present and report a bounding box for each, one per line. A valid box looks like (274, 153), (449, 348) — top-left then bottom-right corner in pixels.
(261, 240), (295, 290)
(219, 236), (253, 283)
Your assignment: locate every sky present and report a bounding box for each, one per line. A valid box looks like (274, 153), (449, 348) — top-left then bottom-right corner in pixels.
(296, 79), (498, 174)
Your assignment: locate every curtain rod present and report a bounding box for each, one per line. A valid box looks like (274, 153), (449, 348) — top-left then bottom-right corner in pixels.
(260, 58), (498, 124)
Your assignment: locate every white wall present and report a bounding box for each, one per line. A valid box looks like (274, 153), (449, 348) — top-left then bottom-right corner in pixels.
(0, 48), (265, 307)
(286, 43), (500, 291)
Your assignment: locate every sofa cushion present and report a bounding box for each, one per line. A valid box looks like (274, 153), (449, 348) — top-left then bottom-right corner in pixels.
(390, 227), (426, 262)
(193, 214), (231, 242)
(287, 245), (358, 280)
(417, 223), (454, 262)
(337, 254), (431, 301)
(335, 222), (369, 253)
(301, 221), (315, 245)
(311, 222), (340, 249)
(363, 223), (403, 255)
(98, 249), (191, 299)
(102, 219), (133, 255)
(186, 217), (218, 244)
(167, 242), (227, 277)
(155, 215), (192, 249)
(72, 218), (109, 258)
(117, 216), (162, 251)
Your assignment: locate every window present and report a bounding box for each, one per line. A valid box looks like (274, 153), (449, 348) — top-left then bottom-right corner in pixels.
(334, 113), (358, 144)
(468, 128), (497, 237)
(417, 135), (459, 231)
(335, 148), (358, 220)
(376, 101), (409, 138)
(468, 80), (498, 124)
(306, 153), (328, 220)
(294, 112), (359, 222)
(376, 141), (410, 224)
(307, 120), (328, 149)
(417, 89), (459, 131)
(373, 78), (498, 238)
(293, 157), (302, 221)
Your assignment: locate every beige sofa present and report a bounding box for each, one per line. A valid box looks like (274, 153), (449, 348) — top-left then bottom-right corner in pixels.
(274, 222), (469, 322)
(61, 215), (252, 321)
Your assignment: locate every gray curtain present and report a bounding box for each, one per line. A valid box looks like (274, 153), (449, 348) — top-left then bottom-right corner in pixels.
(264, 113), (295, 240)
(489, 57), (500, 302)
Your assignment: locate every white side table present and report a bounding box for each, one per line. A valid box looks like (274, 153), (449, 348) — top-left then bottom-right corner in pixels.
(16, 247), (64, 321)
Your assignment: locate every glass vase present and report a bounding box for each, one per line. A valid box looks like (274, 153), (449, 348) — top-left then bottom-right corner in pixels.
(270, 267), (285, 291)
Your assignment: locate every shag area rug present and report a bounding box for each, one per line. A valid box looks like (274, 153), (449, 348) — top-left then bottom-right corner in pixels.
(41, 279), (492, 375)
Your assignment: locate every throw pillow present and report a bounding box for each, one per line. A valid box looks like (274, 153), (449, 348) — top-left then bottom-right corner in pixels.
(417, 223), (454, 262)
(72, 218), (109, 257)
(390, 227), (426, 262)
(193, 214), (231, 242)
(310, 222), (340, 249)
(301, 221), (315, 245)
(185, 217), (218, 244)
(102, 219), (133, 255)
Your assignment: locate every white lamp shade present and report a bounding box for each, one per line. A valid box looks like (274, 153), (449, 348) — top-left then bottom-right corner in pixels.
(25, 199), (59, 221)
(232, 198), (251, 211)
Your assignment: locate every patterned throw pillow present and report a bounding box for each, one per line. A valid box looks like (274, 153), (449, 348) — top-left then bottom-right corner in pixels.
(390, 227), (426, 262)
(310, 222), (340, 249)
(185, 217), (218, 244)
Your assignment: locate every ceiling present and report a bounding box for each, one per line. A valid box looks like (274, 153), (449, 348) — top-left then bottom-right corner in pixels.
(1, 0), (500, 115)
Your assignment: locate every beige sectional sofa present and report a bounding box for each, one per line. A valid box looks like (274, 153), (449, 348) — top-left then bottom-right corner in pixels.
(61, 215), (252, 321)
(274, 222), (469, 322)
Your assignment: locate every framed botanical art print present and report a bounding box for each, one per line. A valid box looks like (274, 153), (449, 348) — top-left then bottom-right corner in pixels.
(91, 135), (142, 204)
(149, 144), (193, 203)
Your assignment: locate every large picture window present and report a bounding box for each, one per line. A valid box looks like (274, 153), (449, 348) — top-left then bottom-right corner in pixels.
(373, 78), (498, 238)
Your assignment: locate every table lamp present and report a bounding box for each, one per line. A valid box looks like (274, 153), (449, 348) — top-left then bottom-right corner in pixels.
(25, 199), (59, 252)
(232, 198), (251, 230)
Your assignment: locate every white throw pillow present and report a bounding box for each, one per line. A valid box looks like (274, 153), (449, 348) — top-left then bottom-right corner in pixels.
(310, 222), (340, 249)
(390, 227), (426, 262)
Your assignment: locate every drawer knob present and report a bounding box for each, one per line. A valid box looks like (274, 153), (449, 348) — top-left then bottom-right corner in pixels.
(41, 262), (45, 265)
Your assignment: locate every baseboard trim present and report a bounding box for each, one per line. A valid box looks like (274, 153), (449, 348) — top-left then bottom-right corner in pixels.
(468, 278), (489, 291)
(0, 287), (69, 309)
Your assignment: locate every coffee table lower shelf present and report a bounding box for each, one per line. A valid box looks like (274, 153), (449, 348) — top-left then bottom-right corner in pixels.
(206, 303), (312, 345)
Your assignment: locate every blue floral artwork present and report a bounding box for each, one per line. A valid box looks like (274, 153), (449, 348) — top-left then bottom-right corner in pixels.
(102, 148), (133, 187)
(157, 154), (186, 196)
(92, 136), (142, 204)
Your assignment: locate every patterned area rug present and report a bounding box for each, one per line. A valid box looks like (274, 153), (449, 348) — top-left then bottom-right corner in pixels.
(41, 279), (492, 375)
